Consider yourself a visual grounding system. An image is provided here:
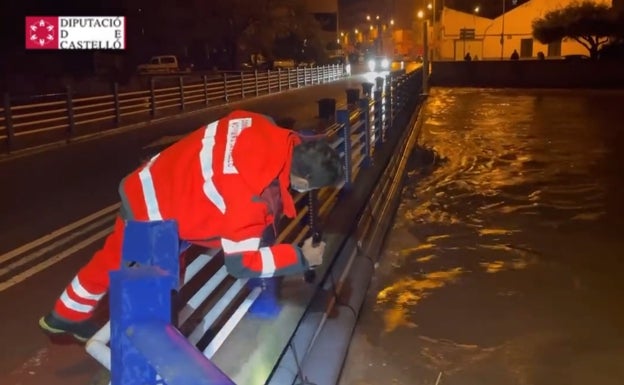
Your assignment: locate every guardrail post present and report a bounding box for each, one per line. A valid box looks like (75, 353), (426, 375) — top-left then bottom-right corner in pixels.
(179, 76), (185, 111)
(110, 220), (179, 385)
(384, 74), (392, 128)
(303, 67), (307, 87)
(267, 70), (271, 93)
(358, 98), (372, 167)
(254, 70), (259, 97)
(3, 93), (14, 152)
(203, 75), (209, 106)
(112, 82), (121, 126)
(288, 69), (292, 89)
(315, 66), (320, 84)
(337, 109), (352, 189)
(149, 78), (156, 117)
(277, 69), (282, 92)
(223, 72), (229, 102)
(65, 85), (75, 139)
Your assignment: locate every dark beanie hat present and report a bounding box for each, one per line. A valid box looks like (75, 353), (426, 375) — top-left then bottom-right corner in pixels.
(291, 140), (344, 188)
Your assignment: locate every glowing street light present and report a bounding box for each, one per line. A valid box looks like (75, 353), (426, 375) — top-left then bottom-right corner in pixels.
(417, 10), (424, 19)
(427, 3), (433, 9)
(370, 25), (374, 30)
(376, 15), (380, 20)
(366, 15), (371, 21)
(474, 6), (480, 13)
(354, 28), (359, 34)
(390, 19), (395, 25)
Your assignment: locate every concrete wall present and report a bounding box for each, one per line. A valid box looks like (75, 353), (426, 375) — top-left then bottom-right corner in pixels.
(430, 60), (624, 88)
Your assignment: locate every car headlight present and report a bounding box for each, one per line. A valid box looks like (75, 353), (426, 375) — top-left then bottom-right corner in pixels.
(368, 59), (376, 72)
(381, 58), (390, 69)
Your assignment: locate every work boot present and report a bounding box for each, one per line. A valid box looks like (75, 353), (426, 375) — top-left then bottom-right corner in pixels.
(38, 312), (100, 342)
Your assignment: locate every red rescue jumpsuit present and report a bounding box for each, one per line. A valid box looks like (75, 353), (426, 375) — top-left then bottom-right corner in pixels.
(54, 110), (309, 322)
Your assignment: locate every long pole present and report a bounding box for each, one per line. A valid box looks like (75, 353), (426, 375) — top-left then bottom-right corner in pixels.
(422, 20), (429, 95)
(500, 0), (506, 59)
(432, 0), (436, 60)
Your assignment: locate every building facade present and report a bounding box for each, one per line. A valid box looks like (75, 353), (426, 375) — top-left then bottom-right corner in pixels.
(437, 0), (611, 60)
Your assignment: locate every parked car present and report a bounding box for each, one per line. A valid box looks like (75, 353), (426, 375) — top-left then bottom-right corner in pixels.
(137, 55), (193, 74)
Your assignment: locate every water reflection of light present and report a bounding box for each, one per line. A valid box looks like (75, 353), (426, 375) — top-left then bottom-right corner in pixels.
(376, 268), (463, 333)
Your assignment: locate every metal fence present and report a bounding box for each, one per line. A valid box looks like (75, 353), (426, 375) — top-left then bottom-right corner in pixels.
(83, 67), (423, 385)
(0, 64), (345, 154)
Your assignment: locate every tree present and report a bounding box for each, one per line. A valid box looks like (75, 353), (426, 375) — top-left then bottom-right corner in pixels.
(532, 1), (621, 59)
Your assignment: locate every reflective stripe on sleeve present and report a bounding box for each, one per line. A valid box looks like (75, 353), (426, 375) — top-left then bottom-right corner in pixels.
(259, 247), (277, 276)
(138, 154), (163, 220)
(200, 121), (227, 214)
(222, 237), (261, 253)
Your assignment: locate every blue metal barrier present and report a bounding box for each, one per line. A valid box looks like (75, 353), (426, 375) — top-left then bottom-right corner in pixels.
(111, 220), (235, 385)
(101, 68), (424, 385)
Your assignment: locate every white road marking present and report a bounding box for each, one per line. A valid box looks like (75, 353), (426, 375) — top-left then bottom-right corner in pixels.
(0, 213), (116, 276)
(0, 203), (120, 265)
(0, 227), (113, 292)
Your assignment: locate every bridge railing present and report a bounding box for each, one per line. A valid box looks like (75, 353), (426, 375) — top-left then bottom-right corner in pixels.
(0, 64), (345, 154)
(85, 68), (422, 385)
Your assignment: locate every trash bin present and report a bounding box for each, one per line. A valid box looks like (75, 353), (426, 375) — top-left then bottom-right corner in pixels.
(375, 76), (385, 90)
(317, 98), (336, 120)
(346, 88), (360, 104)
(361, 82), (374, 96)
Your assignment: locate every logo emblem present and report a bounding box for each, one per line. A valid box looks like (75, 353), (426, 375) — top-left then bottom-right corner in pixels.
(25, 17), (58, 49)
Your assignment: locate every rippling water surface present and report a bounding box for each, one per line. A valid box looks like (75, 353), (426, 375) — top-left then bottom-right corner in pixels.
(340, 88), (624, 385)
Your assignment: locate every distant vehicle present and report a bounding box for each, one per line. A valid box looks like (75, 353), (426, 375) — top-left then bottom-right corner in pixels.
(367, 55), (390, 72)
(137, 55), (193, 74)
(272, 59), (296, 69)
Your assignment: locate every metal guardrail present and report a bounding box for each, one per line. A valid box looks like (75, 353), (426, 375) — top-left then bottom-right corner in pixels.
(84, 68), (422, 385)
(0, 64), (345, 154)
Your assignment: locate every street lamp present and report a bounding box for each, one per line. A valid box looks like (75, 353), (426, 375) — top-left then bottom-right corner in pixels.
(474, 6), (480, 13)
(366, 15), (371, 21)
(417, 10), (424, 19)
(427, 3), (432, 10)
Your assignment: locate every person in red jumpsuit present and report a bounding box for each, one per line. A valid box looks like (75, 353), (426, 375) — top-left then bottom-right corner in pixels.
(39, 110), (344, 342)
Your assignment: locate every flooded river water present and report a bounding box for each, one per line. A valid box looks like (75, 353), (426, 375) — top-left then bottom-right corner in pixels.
(339, 88), (624, 385)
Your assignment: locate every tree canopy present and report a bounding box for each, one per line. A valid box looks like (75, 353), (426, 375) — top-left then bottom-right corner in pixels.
(532, 1), (622, 59)
(129, 0), (325, 68)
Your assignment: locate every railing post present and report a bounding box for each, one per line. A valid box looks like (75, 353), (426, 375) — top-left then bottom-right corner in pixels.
(112, 82), (121, 126)
(3, 92), (14, 153)
(373, 89), (384, 145)
(179, 76), (185, 111)
(223, 72), (229, 102)
(337, 109), (352, 189)
(110, 220), (179, 385)
(278, 68), (282, 92)
(65, 85), (75, 139)
(240, 71), (245, 98)
(149, 78), (156, 117)
(288, 69), (292, 89)
(203, 75), (209, 106)
(358, 98), (372, 167)
(267, 69), (271, 93)
(254, 70), (259, 97)
(303, 67), (307, 86)
(385, 74), (392, 128)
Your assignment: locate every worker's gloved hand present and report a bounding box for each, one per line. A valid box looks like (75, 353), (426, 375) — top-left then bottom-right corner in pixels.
(301, 236), (326, 268)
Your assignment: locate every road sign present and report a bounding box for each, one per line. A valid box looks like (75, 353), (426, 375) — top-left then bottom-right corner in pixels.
(460, 28), (475, 40)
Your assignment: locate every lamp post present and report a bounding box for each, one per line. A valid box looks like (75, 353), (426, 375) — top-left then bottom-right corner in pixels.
(366, 14), (394, 56)
(500, 0), (506, 59)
